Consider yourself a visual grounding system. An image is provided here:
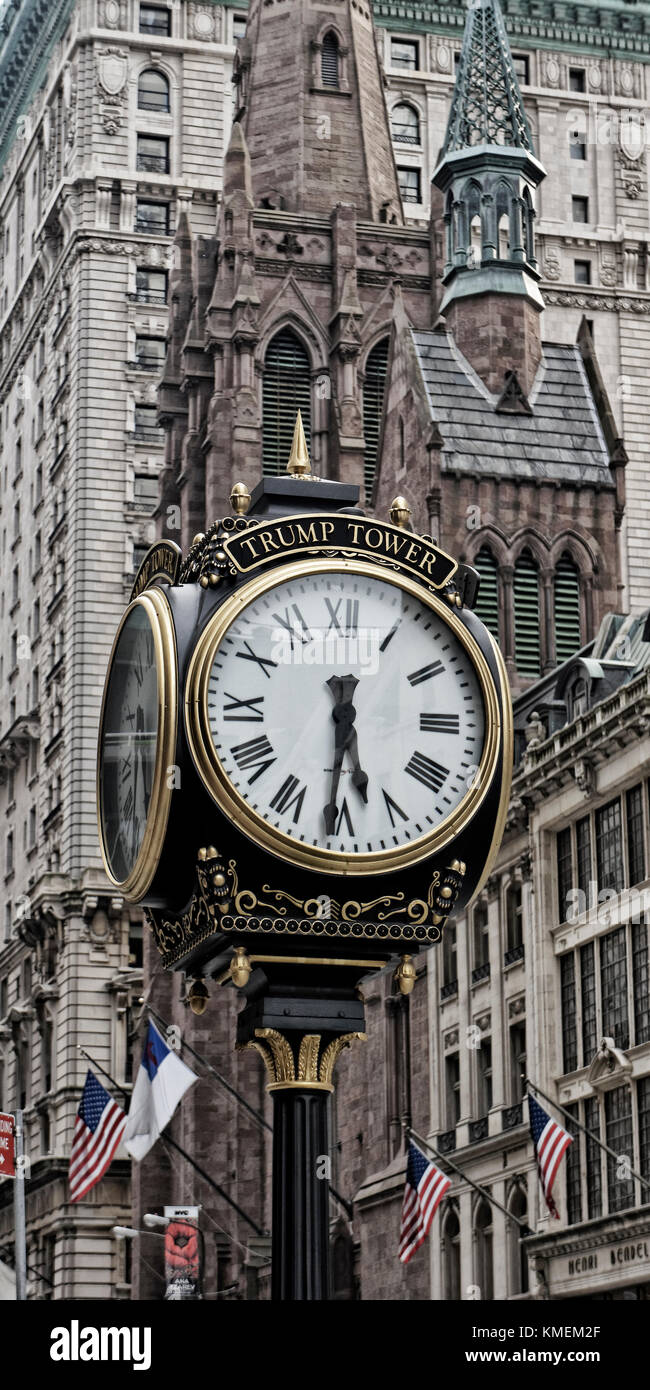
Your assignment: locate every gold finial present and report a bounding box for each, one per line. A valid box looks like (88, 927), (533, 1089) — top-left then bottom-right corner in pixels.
(187, 977), (209, 1016)
(394, 954), (417, 996)
(286, 410), (311, 477)
(230, 946), (252, 989)
(390, 496), (411, 529)
(230, 482), (251, 515)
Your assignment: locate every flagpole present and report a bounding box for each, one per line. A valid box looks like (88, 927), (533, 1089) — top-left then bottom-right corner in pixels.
(78, 1047), (267, 1236)
(407, 1126), (531, 1232)
(524, 1078), (650, 1198)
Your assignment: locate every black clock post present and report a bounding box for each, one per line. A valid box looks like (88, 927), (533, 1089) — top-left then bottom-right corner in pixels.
(98, 418), (512, 1302)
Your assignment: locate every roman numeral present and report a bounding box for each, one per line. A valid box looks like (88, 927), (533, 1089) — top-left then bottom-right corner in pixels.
(120, 754), (133, 784)
(272, 604), (312, 646)
(335, 798), (354, 836)
(236, 641), (277, 679)
(407, 660), (445, 686)
(123, 787), (134, 819)
(380, 620), (401, 653)
(405, 752), (449, 794)
(420, 713), (460, 734)
(382, 789), (409, 828)
(269, 774), (307, 824)
(324, 598), (359, 636)
(134, 654), (144, 688)
(223, 692), (265, 722)
(230, 735), (276, 785)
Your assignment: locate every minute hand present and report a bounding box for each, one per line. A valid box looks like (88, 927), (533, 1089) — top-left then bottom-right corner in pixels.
(323, 674), (369, 837)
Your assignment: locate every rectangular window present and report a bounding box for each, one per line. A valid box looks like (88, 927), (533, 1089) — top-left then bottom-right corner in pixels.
(134, 404), (161, 437)
(473, 902), (489, 968)
(596, 798), (623, 893)
(390, 38), (418, 70)
(135, 336), (166, 370)
(569, 67), (586, 92)
(509, 1023), (526, 1103)
(0, 978), (6, 1015)
(576, 816), (591, 898)
(570, 134), (587, 160)
(564, 1103), (582, 1225)
(572, 195), (589, 223)
(232, 13), (247, 41)
(605, 1085), (634, 1213)
(512, 54), (529, 86)
(397, 166), (421, 205)
(574, 260), (591, 285)
(445, 1053), (460, 1130)
(584, 1097), (602, 1219)
(633, 920), (650, 1045)
(600, 926), (629, 1049)
(626, 784), (645, 886)
(135, 200), (169, 236)
(639, 1077), (650, 1180)
(477, 1039), (492, 1116)
(133, 543), (150, 573)
(561, 953), (578, 1073)
(134, 474), (159, 508)
(6, 831), (13, 876)
(136, 134), (170, 175)
(139, 4), (170, 37)
(557, 827), (572, 922)
(581, 942), (597, 1064)
(442, 922), (457, 987)
(135, 267), (168, 305)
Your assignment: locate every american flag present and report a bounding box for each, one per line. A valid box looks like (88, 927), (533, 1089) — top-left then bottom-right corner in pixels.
(528, 1092), (573, 1219)
(69, 1070), (127, 1204)
(399, 1140), (451, 1264)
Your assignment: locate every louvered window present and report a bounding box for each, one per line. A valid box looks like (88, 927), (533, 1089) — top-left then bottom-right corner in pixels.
(322, 33), (339, 88)
(473, 547), (499, 644)
(514, 551), (541, 677)
(363, 339), (389, 494)
(262, 330), (312, 476)
(554, 553), (581, 663)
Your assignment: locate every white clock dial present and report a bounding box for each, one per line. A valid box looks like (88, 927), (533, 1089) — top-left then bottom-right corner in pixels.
(99, 604), (159, 882)
(205, 570), (486, 856)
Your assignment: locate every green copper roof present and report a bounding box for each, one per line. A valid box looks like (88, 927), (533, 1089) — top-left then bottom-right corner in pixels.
(443, 0), (534, 156)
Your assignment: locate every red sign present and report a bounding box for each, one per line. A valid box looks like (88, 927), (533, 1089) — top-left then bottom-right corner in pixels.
(0, 1114), (15, 1178)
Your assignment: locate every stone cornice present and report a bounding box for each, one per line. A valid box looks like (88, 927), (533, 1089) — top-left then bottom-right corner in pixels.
(525, 1204), (650, 1256)
(0, 0), (75, 172)
(374, 0), (650, 60)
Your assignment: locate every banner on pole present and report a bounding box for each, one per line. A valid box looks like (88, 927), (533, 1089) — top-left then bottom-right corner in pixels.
(164, 1206), (201, 1300)
(0, 1113), (15, 1178)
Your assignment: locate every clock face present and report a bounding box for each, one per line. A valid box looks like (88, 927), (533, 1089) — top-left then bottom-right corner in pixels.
(98, 598), (170, 892)
(190, 564), (492, 872)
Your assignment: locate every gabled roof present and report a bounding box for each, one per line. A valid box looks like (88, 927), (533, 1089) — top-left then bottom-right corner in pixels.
(413, 330), (614, 487)
(441, 0), (534, 156)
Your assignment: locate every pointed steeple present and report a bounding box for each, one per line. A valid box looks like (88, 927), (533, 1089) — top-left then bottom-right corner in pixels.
(233, 0), (403, 223)
(432, 0), (546, 396)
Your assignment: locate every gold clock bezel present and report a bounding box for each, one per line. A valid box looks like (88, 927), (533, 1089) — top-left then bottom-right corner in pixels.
(185, 558), (503, 877)
(97, 588), (178, 902)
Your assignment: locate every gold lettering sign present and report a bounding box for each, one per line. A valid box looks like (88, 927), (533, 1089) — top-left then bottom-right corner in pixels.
(223, 514), (457, 590)
(130, 541), (182, 601)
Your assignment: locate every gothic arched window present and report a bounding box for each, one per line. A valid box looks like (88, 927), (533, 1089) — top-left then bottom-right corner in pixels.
(508, 1186), (529, 1295)
(391, 103), (420, 145)
(138, 69), (170, 113)
(442, 1204), (461, 1300)
(321, 33), (339, 88)
(554, 552), (582, 663)
(475, 1199), (494, 1301)
(473, 546), (500, 644)
(514, 550), (541, 677)
(363, 338), (389, 494)
(262, 329), (312, 475)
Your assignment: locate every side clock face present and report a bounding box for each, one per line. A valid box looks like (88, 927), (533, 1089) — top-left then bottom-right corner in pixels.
(97, 590), (177, 900)
(186, 560), (499, 875)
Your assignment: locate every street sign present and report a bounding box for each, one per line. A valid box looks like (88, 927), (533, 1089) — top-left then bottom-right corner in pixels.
(0, 1113), (15, 1178)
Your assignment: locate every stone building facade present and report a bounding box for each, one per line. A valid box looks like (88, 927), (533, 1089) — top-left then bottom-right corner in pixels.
(0, 0), (238, 1297)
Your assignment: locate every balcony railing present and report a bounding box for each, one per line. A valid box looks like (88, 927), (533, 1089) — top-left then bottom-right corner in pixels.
(137, 99), (170, 114)
(392, 124), (420, 144)
(132, 288), (167, 305)
(135, 213), (169, 236)
(136, 154), (169, 174)
(134, 354), (165, 371)
(133, 426), (164, 443)
(471, 961), (491, 985)
(504, 943), (525, 967)
(440, 979), (458, 1001)
(502, 1102), (524, 1131)
(400, 187), (421, 204)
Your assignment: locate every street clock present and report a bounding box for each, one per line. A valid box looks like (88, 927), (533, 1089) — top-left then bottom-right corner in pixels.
(97, 472), (512, 986)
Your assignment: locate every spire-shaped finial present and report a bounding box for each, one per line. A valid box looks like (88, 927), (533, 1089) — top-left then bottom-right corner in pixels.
(286, 410), (311, 477)
(442, 0), (534, 157)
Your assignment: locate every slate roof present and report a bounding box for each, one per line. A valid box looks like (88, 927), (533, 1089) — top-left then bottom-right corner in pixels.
(413, 330), (614, 488)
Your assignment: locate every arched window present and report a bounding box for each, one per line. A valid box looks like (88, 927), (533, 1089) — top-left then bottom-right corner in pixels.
(138, 69), (170, 113)
(514, 550), (541, 677)
(473, 547), (500, 644)
(506, 882), (523, 953)
(554, 552), (581, 663)
(508, 1186), (529, 1295)
(391, 102), (420, 145)
(442, 1204), (461, 1300)
(496, 183), (511, 259)
(522, 186), (535, 260)
(321, 33), (339, 87)
(475, 1199), (494, 1300)
(262, 329), (312, 476)
(363, 338), (389, 494)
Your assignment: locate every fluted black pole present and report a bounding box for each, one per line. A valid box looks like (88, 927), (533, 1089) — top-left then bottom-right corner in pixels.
(271, 1088), (330, 1301)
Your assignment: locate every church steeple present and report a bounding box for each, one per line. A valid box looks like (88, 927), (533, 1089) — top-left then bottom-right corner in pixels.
(233, 0), (403, 224)
(432, 0), (546, 396)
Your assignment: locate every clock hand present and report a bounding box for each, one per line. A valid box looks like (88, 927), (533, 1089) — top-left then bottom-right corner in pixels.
(323, 675), (369, 836)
